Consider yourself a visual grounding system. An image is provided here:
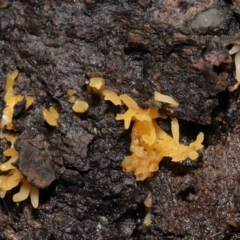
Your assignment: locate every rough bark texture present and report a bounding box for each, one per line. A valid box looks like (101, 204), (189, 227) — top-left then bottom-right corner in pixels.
(0, 0), (240, 239)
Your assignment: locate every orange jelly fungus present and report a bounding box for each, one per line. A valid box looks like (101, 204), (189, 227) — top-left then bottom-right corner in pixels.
(0, 135), (39, 208)
(43, 107), (59, 127)
(116, 94), (204, 181)
(1, 70), (34, 130)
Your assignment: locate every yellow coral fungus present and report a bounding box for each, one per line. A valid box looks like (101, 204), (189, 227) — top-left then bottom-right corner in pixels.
(116, 94), (204, 181)
(69, 96), (77, 104)
(43, 107), (59, 126)
(72, 100), (89, 113)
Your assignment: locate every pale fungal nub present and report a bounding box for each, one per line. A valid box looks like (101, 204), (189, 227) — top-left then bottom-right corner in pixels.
(143, 212), (151, 226)
(67, 89), (77, 103)
(171, 117), (180, 142)
(69, 96), (77, 104)
(229, 45), (240, 90)
(67, 89), (74, 97)
(235, 52), (240, 86)
(191, 8), (224, 29)
(229, 45), (240, 55)
(30, 185), (40, 209)
(144, 192), (152, 208)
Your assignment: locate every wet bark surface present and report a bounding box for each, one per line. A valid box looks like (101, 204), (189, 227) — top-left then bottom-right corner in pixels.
(0, 0), (240, 239)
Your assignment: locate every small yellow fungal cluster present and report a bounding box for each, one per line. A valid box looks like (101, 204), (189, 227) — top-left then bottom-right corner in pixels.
(143, 192), (152, 226)
(86, 78), (203, 181)
(0, 70), (39, 208)
(116, 93), (204, 181)
(1, 70), (34, 129)
(67, 89), (77, 103)
(42, 107), (59, 126)
(88, 77), (121, 106)
(0, 136), (39, 208)
(67, 89), (89, 113)
(229, 45), (240, 90)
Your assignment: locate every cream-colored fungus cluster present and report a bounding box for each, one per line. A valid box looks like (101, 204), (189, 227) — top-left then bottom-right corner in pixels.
(115, 93), (204, 181)
(90, 77), (204, 181)
(1, 70), (34, 129)
(67, 77), (121, 119)
(0, 70), (39, 208)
